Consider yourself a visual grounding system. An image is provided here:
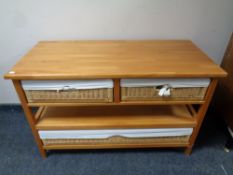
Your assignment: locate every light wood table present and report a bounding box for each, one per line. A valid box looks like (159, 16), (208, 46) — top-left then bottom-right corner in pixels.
(4, 40), (226, 158)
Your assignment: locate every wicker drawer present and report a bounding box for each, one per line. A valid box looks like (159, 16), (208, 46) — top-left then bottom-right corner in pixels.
(42, 136), (190, 146)
(22, 80), (113, 103)
(39, 128), (192, 146)
(121, 78), (210, 101)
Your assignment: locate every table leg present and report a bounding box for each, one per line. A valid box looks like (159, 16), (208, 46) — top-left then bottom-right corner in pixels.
(13, 80), (47, 158)
(185, 79), (218, 155)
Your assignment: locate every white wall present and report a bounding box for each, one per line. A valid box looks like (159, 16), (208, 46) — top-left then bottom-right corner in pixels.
(1, 0), (233, 103)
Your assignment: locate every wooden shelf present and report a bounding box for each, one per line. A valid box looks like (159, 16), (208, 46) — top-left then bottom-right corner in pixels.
(28, 100), (205, 107)
(36, 105), (196, 130)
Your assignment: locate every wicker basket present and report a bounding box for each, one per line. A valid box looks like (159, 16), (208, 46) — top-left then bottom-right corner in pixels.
(25, 88), (113, 103)
(121, 87), (207, 101)
(42, 135), (190, 146)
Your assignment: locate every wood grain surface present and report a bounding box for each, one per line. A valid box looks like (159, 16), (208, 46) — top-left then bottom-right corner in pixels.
(36, 105), (196, 130)
(4, 40), (226, 79)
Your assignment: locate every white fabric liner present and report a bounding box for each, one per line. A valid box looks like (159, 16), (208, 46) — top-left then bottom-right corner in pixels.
(39, 128), (193, 139)
(121, 78), (210, 88)
(22, 79), (113, 90)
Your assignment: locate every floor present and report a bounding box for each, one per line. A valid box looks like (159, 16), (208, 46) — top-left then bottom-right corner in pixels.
(0, 105), (233, 175)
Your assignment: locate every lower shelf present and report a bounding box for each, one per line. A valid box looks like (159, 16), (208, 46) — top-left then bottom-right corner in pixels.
(36, 105), (196, 130)
(43, 136), (190, 150)
(36, 105), (195, 149)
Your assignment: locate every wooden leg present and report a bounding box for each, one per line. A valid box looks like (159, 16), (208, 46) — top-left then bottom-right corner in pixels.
(186, 79), (218, 154)
(13, 80), (47, 158)
(184, 146), (193, 155)
(224, 136), (233, 152)
(224, 127), (233, 152)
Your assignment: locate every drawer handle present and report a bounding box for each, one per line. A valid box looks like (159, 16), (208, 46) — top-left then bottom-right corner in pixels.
(158, 84), (171, 97)
(56, 86), (75, 92)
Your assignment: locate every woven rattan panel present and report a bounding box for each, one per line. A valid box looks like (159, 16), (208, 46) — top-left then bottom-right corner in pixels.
(25, 88), (113, 103)
(42, 136), (190, 145)
(121, 87), (207, 101)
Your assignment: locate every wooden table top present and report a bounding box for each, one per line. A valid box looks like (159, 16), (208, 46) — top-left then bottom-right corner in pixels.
(4, 40), (226, 80)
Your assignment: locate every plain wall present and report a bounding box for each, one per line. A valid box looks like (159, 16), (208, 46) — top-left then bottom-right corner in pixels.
(1, 0), (233, 103)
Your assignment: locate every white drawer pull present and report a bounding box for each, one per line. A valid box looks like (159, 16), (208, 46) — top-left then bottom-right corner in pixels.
(158, 85), (171, 97)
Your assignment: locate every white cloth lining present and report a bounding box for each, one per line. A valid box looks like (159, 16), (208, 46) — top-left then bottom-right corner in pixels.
(22, 79), (113, 90)
(39, 128), (193, 139)
(120, 78), (210, 88)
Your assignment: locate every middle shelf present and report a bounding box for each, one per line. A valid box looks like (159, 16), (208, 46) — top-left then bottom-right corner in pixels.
(36, 105), (196, 130)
